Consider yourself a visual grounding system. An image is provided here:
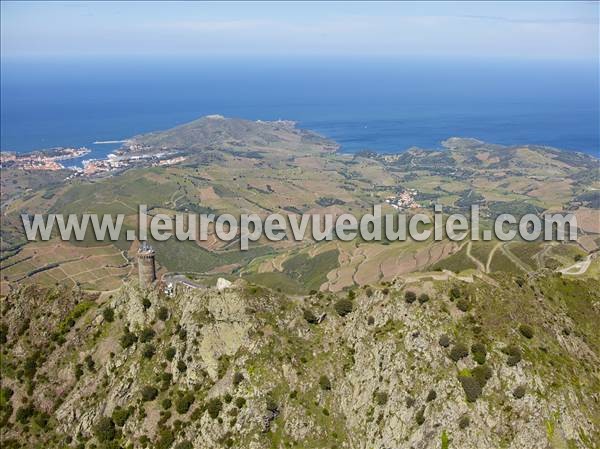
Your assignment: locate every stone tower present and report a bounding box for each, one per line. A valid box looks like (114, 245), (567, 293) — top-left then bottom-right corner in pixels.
(137, 241), (156, 288)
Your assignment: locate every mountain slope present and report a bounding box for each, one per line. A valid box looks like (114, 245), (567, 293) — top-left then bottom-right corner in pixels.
(1, 271), (599, 449)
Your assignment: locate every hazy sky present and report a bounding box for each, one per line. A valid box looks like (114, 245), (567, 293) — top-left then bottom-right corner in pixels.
(1, 1), (598, 60)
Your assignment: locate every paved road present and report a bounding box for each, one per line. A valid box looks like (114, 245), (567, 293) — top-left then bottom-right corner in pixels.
(162, 274), (205, 290)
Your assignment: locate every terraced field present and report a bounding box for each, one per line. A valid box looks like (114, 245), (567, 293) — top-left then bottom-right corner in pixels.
(0, 241), (131, 294)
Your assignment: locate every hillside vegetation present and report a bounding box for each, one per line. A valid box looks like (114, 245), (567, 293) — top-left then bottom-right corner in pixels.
(1, 271), (599, 449)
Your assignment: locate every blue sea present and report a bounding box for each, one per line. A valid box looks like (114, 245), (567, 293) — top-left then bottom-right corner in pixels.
(1, 56), (598, 163)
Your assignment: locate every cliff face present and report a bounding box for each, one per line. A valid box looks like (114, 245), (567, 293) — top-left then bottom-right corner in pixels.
(1, 272), (599, 449)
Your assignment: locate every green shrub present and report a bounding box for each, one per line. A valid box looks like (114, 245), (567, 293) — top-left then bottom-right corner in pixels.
(513, 385), (526, 399)
(84, 354), (95, 371)
(303, 309), (318, 324)
(502, 345), (522, 366)
(367, 316), (375, 326)
(266, 397), (278, 413)
(519, 324), (534, 339)
(102, 308), (115, 323)
(175, 442), (193, 449)
(175, 392), (194, 414)
(207, 398), (222, 419)
(415, 406), (425, 425)
(449, 287), (461, 300)
(471, 365), (493, 388)
(112, 406), (131, 427)
(458, 415), (470, 429)
(217, 355), (230, 379)
(139, 327), (155, 343)
(418, 293), (430, 304)
(141, 297), (151, 310)
(438, 334), (450, 347)
(33, 412), (49, 428)
(142, 344), (155, 359)
(161, 372), (172, 390)
(449, 343), (469, 362)
(334, 298), (353, 317)
(165, 347), (176, 361)
(157, 307), (169, 321)
(235, 397), (246, 408)
(120, 329), (137, 349)
(471, 343), (487, 365)
(456, 298), (470, 312)
(319, 375), (332, 391)
(404, 291), (417, 304)
(190, 407), (203, 421)
(374, 391), (388, 406)
(93, 417), (116, 442)
(177, 360), (187, 372)
(457, 375), (482, 402)
(426, 390), (437, 402)
(178, 328), (187, 340)
(161, 398), (172, 410)
(155, 429), (174, 449)
(141, 385), (158, 402)
(15, 405), (34, 424)
(223, 393), (233, 403)
(232, 372), (244, 386)
(0, 323), (8, 344)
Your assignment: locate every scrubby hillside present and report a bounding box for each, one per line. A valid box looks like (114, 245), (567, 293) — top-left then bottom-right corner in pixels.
(1, 271), (599, 449)
(130, 115), (337, 155)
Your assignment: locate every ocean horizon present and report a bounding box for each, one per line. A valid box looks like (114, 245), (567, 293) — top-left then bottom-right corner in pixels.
(1, 56), (598, 159)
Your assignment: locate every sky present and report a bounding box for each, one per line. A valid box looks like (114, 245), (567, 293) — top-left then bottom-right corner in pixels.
(1, 1), (598, 60)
